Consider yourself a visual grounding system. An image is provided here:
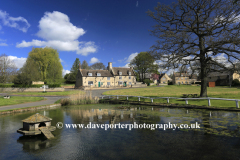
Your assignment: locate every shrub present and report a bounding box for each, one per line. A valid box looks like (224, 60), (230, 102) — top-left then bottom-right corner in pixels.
(232, 79), (240, 86)
(168, 81), (173, 85)
(143, 79), (153, 86)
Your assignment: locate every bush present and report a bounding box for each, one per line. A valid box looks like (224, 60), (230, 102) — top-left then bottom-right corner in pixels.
(48, 84), (61, 88)
(168, 81), (173, 85)
(195, 81), (201, 85)
(143, 79), (153, 86)
(232, 79), (240, 86)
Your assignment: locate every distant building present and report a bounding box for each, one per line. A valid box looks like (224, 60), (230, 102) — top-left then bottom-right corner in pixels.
(172, 72), (198, 85)
(207, 70), (240, 86)
(75, 62), (136, 88)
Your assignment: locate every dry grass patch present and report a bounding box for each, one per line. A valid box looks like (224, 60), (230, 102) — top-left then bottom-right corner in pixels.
(61, 91), (99, 105)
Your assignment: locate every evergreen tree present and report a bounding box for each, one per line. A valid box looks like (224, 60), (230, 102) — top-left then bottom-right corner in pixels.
(67, 58), (80, 84)
(81, 60), (89, 69)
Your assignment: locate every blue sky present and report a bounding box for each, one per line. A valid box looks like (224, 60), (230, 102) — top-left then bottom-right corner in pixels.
(0, 0), (176, 76)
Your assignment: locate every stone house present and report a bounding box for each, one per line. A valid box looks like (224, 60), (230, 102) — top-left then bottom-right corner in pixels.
(172, 72), (198, 85)
(159, 73), (172, 84)
(207, 70), (240, 86)
(75, 62), (136, 88)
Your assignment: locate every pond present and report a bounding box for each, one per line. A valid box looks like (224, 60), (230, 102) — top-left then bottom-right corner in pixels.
(1, 104), (240, 160)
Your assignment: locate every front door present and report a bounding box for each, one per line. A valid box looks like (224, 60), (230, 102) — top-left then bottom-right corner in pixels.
(124, 82), (126, 87)
(98, 82), (101, 87)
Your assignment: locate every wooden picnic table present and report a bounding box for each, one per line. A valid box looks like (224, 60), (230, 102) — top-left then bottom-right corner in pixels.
(182, 94), (198, 98)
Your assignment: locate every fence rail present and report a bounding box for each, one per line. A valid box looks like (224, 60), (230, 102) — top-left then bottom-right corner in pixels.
(100, 95), (240, 108)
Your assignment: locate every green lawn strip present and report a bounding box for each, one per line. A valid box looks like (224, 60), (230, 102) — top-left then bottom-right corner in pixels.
(7, 90), (85, 96)
(0, 102), (61, 112)
(0, 96), (45, 107)
(102, 85), (240, 108)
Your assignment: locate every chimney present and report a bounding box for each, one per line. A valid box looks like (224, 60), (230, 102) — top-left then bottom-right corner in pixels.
(108, 62), (112, 71)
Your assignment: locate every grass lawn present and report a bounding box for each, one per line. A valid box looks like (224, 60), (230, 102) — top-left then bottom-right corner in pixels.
(102, 85), (240, 108)
(61, 84), (75, 86)
(0, 96), (45, 107)
(7, 90), (85, 96)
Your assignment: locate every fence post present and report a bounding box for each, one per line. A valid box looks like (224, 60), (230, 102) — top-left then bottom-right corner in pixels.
(151, 98), (153, 103)
(208, 98), (211, 106)
(167, 98), (169, 103)
(117, 96), (118, 99)
(138, 97), (140, 102)
(236, 100), (239, 108)
(185, 99), (188, 104)
(127, 96), (128, 100)
(102, 96), (103, 99)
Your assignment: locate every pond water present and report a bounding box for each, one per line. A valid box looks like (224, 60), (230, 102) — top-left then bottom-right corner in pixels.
(1, 104), (240, 160)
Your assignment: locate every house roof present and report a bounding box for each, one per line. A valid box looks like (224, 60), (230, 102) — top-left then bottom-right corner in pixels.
(22, 113), (52, 123)
(207, 71), (232, 77)
(81, 69), (113, 77)
(112, 67), (135, 76)
(174, 72), (190, 77)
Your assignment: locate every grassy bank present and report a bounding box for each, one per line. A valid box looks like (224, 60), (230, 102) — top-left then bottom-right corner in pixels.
(102, 85), (240, 108)
(61, 91), (99, 105)
(8, 90), (84, 96)
(0, 96), (45, 107)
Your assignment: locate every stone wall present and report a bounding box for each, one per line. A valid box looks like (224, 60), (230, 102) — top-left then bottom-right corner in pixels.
(0, 87), (64, 92)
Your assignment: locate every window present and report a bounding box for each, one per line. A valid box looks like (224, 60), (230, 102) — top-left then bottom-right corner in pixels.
(107, 82), (110, 86)
(185, 81), (187, 84)
(181, 78), (183, 80)
(119, 72), (122, 75)
(185, 78), (187, 80)
(88, 73), (92, 76)
(97, 73), (101, 76)
(129, 82), (132, 85)
(178, 78), (180, 80)
(182, 82), (183, 84)
(162, 78), (165, 80)
(129, 76), (131, 79)
(119, 76), (122, 79)
(118, 81), (123, 85)
(88, 81), (93, 85)
(129, 72), (131, 75)
(107, 77), (110, 80)
(163, 81), (165, 83)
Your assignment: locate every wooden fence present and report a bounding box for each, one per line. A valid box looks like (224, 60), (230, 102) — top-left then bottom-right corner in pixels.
(100, 95), (240, 108)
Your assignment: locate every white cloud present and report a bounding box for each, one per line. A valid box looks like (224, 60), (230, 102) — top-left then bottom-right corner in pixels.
(8, 55), (27, 69)
(90, 57), (100, 64)
(118, 57), (127, 63)
(0, 10), (30, 32)
(0, 42), (8, 46)
(60, 58), (64, 62)
(16, 11), (97, 56)
(126, 52), (138, 63)
(62, 69), (70, 77)
(36, 11), (85, 41)
(120, 63), (130, 68)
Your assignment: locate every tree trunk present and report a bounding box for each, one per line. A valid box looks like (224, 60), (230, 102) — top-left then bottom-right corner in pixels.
(199, 37), (207, 97)
(200, 64), (208, 97)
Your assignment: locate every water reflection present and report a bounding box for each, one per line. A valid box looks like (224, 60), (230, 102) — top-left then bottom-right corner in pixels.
(1, 105), (240, 159)
(17, 135), (51, 151)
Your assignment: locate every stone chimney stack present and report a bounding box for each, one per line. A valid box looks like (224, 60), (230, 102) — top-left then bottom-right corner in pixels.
(108, 62), (112, 71)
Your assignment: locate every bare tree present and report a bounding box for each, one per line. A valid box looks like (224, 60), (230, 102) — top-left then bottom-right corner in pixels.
(90, 62), (106, 70)
(0, 54), (17, 84)
(147, 0), (240, 97)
